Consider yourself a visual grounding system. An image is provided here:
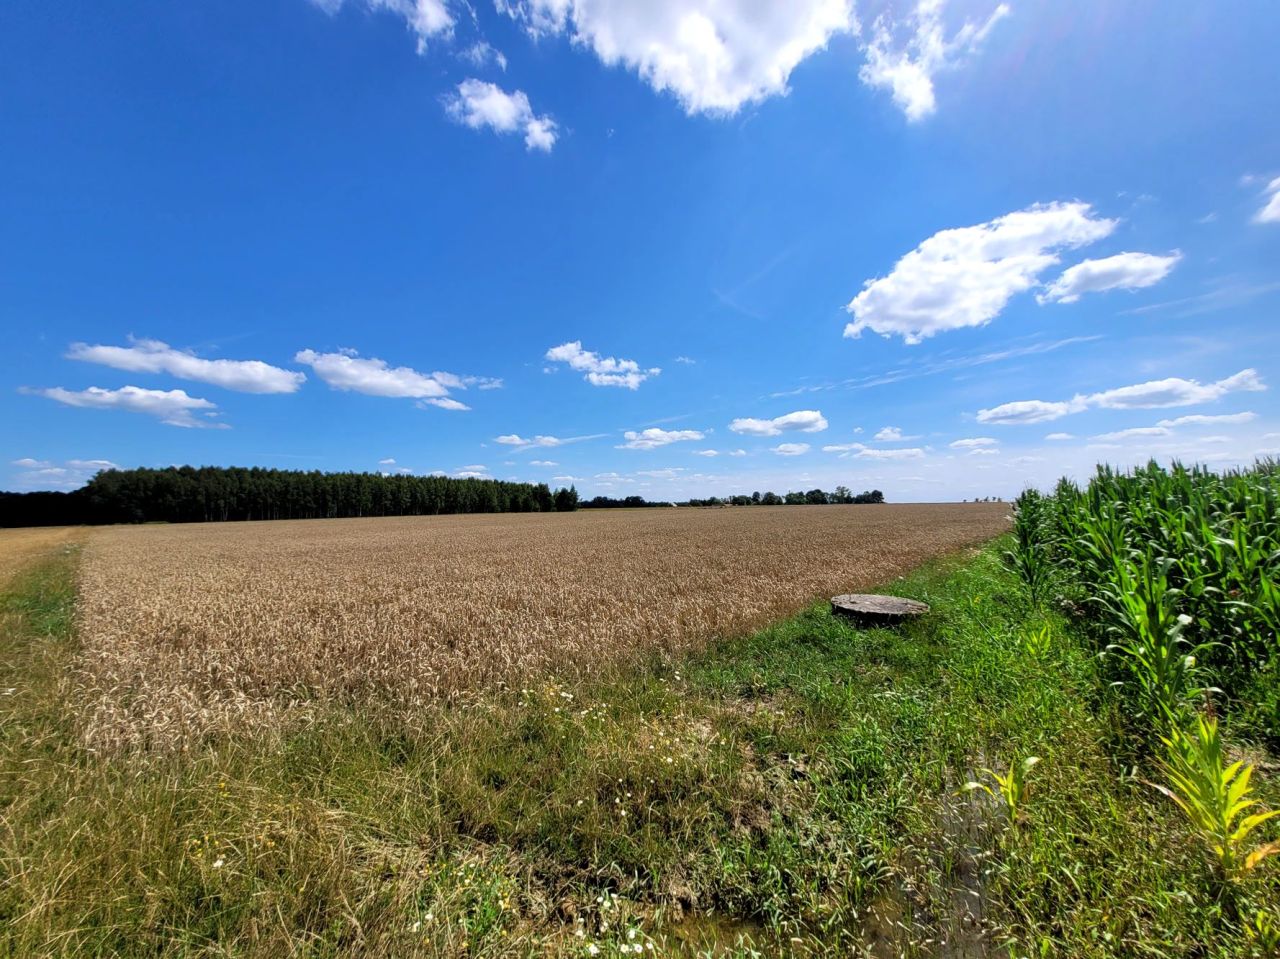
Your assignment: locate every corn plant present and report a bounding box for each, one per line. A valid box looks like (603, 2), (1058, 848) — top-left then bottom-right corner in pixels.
(1097, 553), (1212, 735)
(1152, 714), (1280, 884)
(964, 756), (1040, 828)
(1021, 625), (1053, 660)
(1004, 489), (1053, 608)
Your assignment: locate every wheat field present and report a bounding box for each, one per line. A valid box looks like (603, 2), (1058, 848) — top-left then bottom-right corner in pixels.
(74, 504), (1008, 747)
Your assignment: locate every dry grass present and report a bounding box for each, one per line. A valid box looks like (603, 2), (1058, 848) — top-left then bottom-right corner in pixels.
(0, 527), (81, 589)
(75, 504), (1007, 747)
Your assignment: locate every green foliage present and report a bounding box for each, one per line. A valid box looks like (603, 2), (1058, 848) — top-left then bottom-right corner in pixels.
(1004, 488), (1054, 607)
(1154, 714), (1280, 884)
(964, 756), (1041, 828)
(0, 464), (563, 527)
(1031, 459), (1280, 739)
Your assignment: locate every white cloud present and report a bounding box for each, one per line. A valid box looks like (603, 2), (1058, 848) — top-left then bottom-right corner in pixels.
(618, 428), (705, 450)
(495, 434), (563, 450)
(978, 370), (1266, 425)
(444, 79), (558, 152)
(967, 447), (999, 456)
(311, 0), (454, 54)
(821, 442), (865, 453)
(860, 0), (1009, 121)
(844, 202), (1117, 344)
(694, 449), (719, 457)
(530, 459), (559, 466)
(674, 355), (696, 364)
(1038, 251), (1182, 304)
(1156, 412), (1257, 427)
(500, 0), (856, 116)
(545, 341), (660, 389)
(1089, 369), (1265, 409)
(773, 442), (810, 456)
(296, 348), (489, 409)
(24, 385), (225, 428)
(461, 40), (507, 70)
(976, 399), (1083, 425)
(950, 437), (997, 449)
(1092, 426), (1172, 442)
(857, 447), (925, 460)
(68, 338), (304, 394)
(378, 457), (397, 465)
(636, 468), (685, 479)
(729, 409), (828, 436)
(728, 449), (747, 457)
(419, 397), (470, 411)
(9, 456), (121, 490)
(1044, 432), (1075, 441)
(1254, 176), (1280, 225)
(874, 425), (920, 442)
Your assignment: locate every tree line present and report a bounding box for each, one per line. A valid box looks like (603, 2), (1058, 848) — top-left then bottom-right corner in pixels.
(0, 466), (581, 527)
(582, 487), (885, 509)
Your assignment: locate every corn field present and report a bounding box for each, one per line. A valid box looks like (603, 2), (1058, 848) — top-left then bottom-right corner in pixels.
(73, 503), (1007, 749)
(1012, 459), (1280, 740)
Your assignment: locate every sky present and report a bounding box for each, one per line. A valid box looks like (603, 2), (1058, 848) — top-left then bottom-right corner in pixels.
(2, 0), (1279, 502)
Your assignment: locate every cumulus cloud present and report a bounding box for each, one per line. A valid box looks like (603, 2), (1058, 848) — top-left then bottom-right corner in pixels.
(310, 0), (454, 53)
(24, 385), (225, 428)
(545, 341), (660, 389)
(499, 0), (856, 116)
(617, 428), (706, 450)
(378, 457), (397, 465)
(67, 338), (304, 393)
(1044, 432), (1075, 441)
(728, 449), (747, 456)
(974, 399), (1082, 426)
(950, 437), (997, 449)
(295, 349), (490, 408)
(729, 410), (828, 437)
(1254, 176), (1280, 224)
(845, 202), (1117, 344)
(772, 442), (810, 456)
(495, 434), (564, 450)
(1090, 369), (1265, 409)
(694, 449), (720, 457)
(874, 426), (920, 442)
(977, 370), (1266, 425)
(860, 0), (1009, 121)
(445, 79), (558, 151)
(1038, 251), (1182, 304)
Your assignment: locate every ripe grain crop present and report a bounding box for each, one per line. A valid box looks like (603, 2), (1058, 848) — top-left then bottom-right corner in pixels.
(74, 504), (1007, 747)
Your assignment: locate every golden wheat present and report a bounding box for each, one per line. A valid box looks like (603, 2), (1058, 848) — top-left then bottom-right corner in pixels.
(73, 504), (1007, 747)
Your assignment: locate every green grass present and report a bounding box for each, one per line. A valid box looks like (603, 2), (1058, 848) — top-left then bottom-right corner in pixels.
(2, 541), (1278, 957)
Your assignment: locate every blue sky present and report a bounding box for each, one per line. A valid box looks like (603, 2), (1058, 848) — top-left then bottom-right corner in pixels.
(3, 0), (1279, 501)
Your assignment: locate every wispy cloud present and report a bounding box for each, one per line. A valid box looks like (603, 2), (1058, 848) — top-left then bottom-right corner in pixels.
(69, 338), (304, 393)
(23, 385), (227, 428)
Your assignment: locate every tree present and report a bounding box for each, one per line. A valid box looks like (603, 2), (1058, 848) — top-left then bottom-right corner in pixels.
(553, 485), (579, 512)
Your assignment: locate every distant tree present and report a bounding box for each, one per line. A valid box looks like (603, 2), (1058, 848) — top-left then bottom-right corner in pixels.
(833, 485), (852, 504)
(784, 491), (805, 505)
(553, 485), (579, 512)
(751, 491), (761, 504)
(761, 491), (782, 505)
(805, 488), (829, 505)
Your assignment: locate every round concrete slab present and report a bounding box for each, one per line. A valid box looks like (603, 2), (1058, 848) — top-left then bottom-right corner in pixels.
(831, 594), (929, 627)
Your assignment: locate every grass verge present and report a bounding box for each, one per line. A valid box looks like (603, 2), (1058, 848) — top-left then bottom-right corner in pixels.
(1, 540), (1278, 957)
